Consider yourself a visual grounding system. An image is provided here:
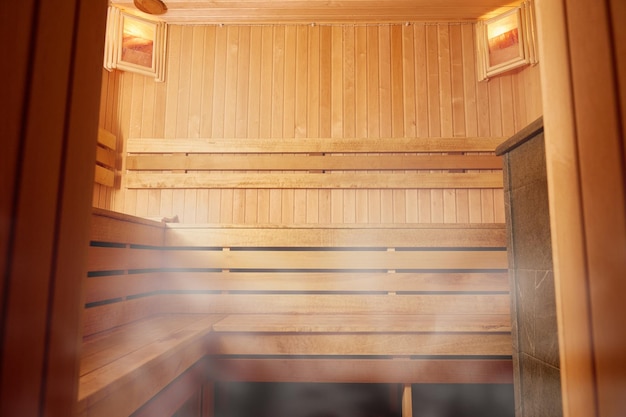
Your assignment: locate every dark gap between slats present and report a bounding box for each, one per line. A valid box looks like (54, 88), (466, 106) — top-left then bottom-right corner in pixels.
(90, 241), (126, 248)
(129, 244), (164, 249)
(87, 270), (126, 277)
(395, 247), (507, 252)
(230, 247), (388, 252)
(85, 298), (123, 308)
(395, 269), (507, 273)
(126, 291), (161, 300)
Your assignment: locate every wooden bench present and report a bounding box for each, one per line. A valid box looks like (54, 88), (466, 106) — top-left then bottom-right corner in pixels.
(79, 209), (222, 417)
(124, 137), (504, 189)
(79, 209), (512, 416)
(163, 223), (512, 384)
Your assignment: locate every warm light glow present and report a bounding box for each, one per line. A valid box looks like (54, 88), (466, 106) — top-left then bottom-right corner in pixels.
(478, 0), (523, 20)
(487, 13), (518, 39)
(122, 16), (155, 40)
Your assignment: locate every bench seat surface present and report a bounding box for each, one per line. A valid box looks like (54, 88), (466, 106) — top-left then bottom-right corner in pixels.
(78, 314), (224, 417)
(212, 313), (511, 333)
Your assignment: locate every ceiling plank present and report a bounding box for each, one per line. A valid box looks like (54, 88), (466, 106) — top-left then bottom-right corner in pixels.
(111, 0), (521, 24)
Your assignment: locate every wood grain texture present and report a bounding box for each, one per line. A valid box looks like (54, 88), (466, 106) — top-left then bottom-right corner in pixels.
(78, 315), (223, 417)
(127, 137), (504, 153)
(164, 294), (510, 315)
(95, 23), (519, 224)
(161, 271), (509, 293)
(211, 333), (512, 356)
(82, 296), (162, 336)
(85, 210), (167, 336)
(130, 361), (211, 417)
(164, 224), (506, 247)
(1, 1), (108, 416)
(90, 208), (165, 244)
(537, 1), (626, 416)
(212, 314), (511, 333)
(109, 1), (520, 24)
(126, 172), (503, 189)
(126, 153), (502, 171)
(209, 358), (513, 383)
(162, 248), (507, 270)
(78, 211), (512, 415)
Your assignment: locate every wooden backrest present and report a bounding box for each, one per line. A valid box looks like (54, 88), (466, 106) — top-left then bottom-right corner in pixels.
(124, 137), (504, 190)
(84, 209), (165, 336)
(160, 224), (508, 316)
(85, 209), (508, 336)
(94, 128), (116, 187)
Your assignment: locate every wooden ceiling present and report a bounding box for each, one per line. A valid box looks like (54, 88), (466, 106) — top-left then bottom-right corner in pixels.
(110, 0), (523, 24)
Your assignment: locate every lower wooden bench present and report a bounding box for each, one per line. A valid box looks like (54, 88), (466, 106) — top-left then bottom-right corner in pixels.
(77, 312), (512, 416)
(77, 314), (223, 417)
(81, 211), (512, 416)
(209, 313), (513, 384)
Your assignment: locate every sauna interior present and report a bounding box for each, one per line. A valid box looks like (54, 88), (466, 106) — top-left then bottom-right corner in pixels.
(2, 1), (625, 417)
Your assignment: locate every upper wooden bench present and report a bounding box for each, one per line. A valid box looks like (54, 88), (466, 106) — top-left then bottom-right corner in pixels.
(80, 209), (512, 416)
(124, 137), (504, 189)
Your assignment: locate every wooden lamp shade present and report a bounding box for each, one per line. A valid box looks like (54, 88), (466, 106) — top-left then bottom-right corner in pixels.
(134, 0), (167, 15)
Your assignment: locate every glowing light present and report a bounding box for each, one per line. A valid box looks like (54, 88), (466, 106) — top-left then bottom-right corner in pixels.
(122, 16), (155, 40)
(487, 13), (518, 40)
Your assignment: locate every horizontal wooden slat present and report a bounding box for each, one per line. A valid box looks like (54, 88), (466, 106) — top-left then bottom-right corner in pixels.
(164, 225), (506, 248)
(98, 127), (116, 150)
(87, 246), (162, 272)
(210, 333), (512, 356)
(161, 271), (510, 293)
(164, 294), (510, 315)
(94, 165), (115, 187)
(212, 314), (511, 333)
(126, 172), (504, 189)
(87, 246), (127, 271)
(163, 249), (507, 270)
(126, 154), (502, 171)
(96, 145), (116, 168)
(82, 296), (162, 337)
(85, 273), (162, 304)
(126, 137), (505, 154)
(209, 358), (513, 384)
(90, 209), (165, 245)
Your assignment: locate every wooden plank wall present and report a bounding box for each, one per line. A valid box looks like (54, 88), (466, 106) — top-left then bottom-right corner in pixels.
(93, 22), (542, 224)
(511, 63), (542, 132)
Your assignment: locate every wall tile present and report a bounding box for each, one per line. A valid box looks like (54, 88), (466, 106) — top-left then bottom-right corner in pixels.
(534, 270), (560, 368)
(520, 354), (563, 417)
(510, 183), (553, 270)
(508, 133), (547, 191)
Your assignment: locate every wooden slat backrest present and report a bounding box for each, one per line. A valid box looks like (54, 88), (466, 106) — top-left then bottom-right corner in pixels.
(127, 137), (505, 153)
(161, 224), (508, 318)
(165, 224), (506, 247)
(124, 137), (504, 190)
(84, 209), (165, 336)
(126, 154), (502, 171)
(94, 128), (117, 187)
(163, 249), (506, 270)
(81, 213), (511, 390)
(126, 172), (503, 189)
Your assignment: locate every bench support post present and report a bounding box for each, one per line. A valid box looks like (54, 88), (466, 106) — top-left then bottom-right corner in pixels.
(402, 384), (413, 417)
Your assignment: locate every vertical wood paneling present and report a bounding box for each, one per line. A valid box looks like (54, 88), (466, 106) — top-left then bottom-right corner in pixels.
(98, 22), (542, 225)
